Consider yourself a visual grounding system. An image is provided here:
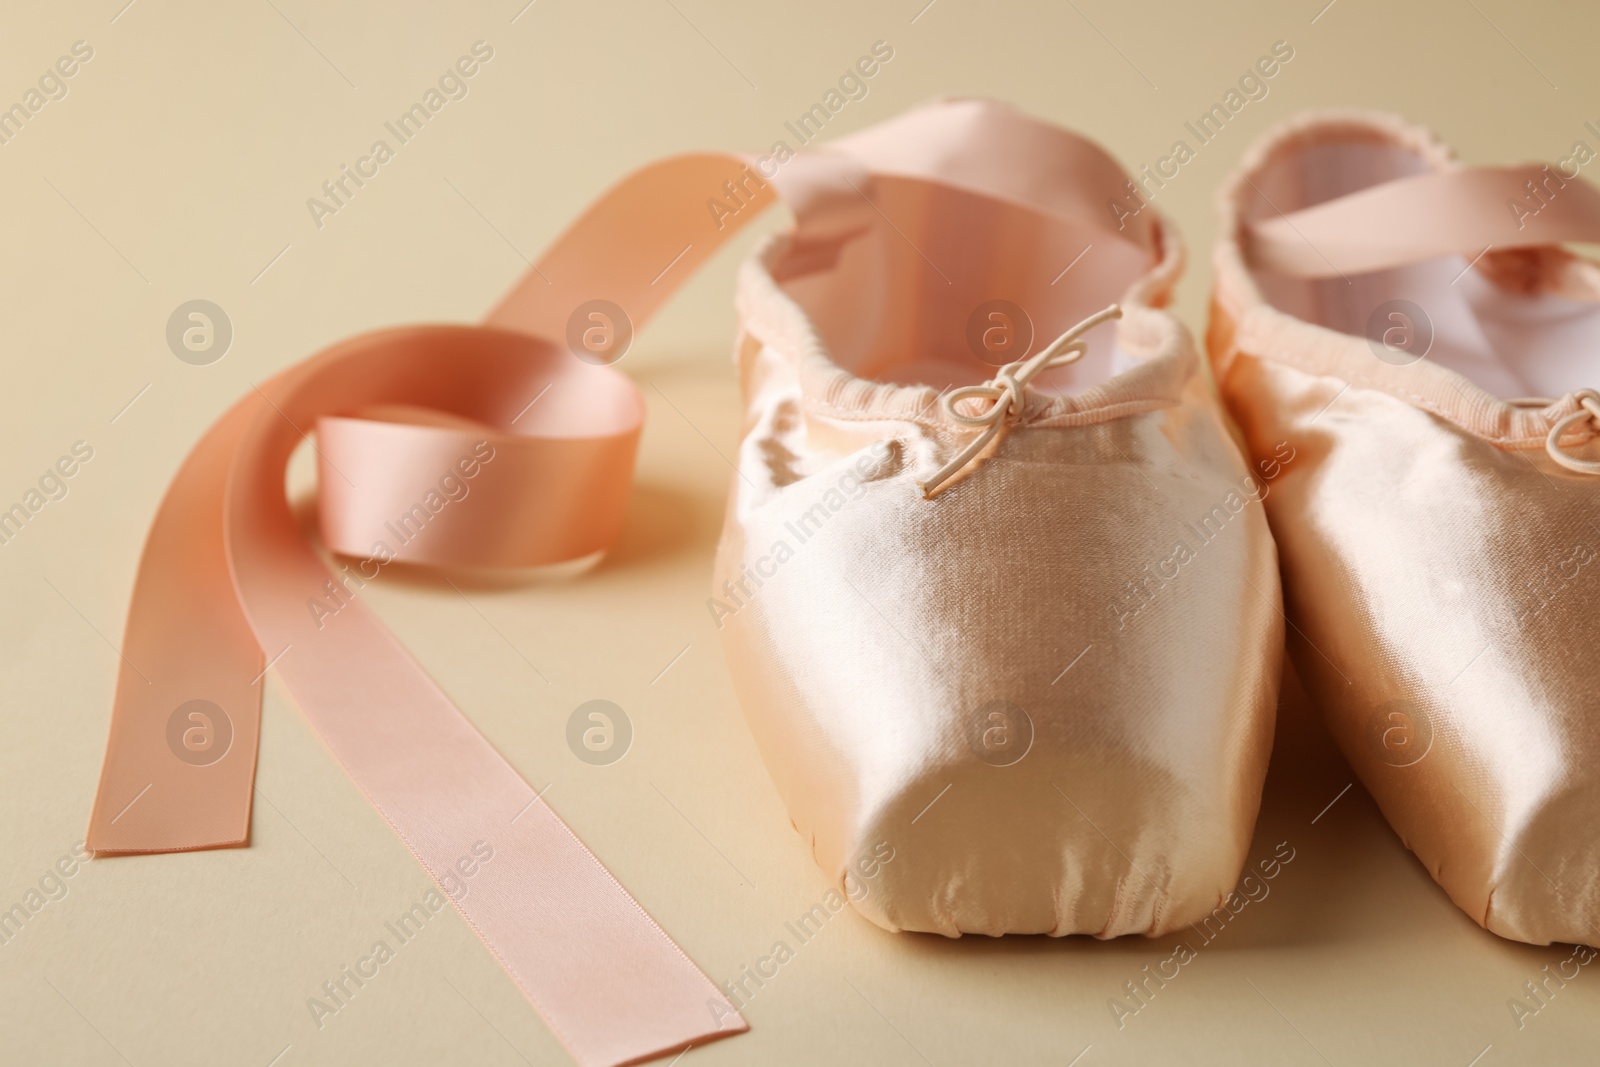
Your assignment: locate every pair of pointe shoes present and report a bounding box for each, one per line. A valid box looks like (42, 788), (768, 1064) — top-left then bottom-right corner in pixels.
(713, 99), (1600, 947)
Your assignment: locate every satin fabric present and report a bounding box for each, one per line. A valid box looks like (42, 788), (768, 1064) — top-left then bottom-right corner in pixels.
(713, 100), (1282, 938)
(1212, 110), (1600, 945)
(1246, 164), (1600, 279)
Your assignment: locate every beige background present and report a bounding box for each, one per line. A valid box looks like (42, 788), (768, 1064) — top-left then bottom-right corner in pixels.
(3, 0), (1598, 1064)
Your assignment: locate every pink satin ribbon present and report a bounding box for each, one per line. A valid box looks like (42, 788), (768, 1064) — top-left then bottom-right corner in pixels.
(85, 100), (1138, 1066)
(1246, 163), (1600, 277)
(89, 153), (779, 1067)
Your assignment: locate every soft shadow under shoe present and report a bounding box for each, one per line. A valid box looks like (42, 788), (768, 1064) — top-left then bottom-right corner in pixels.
(1211, 109), (1600, 945)
(712, 99), (1282, 937)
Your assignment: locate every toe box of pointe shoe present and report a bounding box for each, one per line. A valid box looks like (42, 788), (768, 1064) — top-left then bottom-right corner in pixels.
(716, 422), (1282, 937)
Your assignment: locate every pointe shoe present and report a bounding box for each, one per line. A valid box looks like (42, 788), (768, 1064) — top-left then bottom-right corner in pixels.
(1211, 109), (1600, 945)
(712, 99), (1281, 937)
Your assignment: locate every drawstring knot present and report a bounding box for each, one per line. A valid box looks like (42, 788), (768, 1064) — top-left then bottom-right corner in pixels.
(1511, 389), (1600, 474)
(918, 304), (1122, 498)
(1544, 388), (1600, 474)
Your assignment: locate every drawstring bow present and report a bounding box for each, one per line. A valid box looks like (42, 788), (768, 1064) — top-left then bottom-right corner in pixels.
(919, 304), (1122, 497)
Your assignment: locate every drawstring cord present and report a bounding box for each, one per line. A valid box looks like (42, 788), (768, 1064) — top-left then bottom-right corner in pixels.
(1511, 389), (1600, 474)
(918, 304), (1123, 498)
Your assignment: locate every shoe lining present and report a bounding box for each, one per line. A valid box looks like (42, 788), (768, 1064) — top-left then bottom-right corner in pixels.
(1246, 139), (1600, 400)
(772, 178), (1156, 397)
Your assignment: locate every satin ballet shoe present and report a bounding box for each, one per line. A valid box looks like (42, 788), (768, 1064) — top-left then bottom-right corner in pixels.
(712, 99), (1281, 937)
(1211, 109), (1600, 945)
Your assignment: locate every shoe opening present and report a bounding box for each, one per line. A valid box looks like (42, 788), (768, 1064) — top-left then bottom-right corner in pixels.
(1237, 113), (1600, 400)
(769, 170), (1163, 398)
